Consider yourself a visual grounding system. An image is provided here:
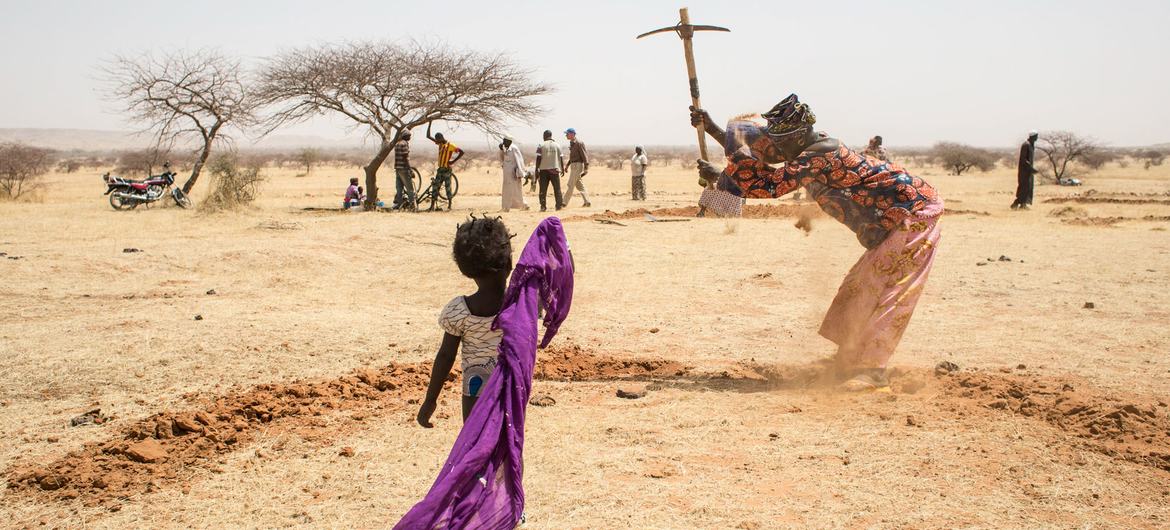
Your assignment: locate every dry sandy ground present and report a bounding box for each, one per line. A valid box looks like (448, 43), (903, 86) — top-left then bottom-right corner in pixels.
(2, 155), (1169, 529)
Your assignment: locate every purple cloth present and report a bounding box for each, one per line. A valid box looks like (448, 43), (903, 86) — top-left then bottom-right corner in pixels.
(395, 217), (574, 530)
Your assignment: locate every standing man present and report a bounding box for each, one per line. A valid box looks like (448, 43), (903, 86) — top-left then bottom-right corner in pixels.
(1012, 131), (1039, 210)
(426, 122), (464, 211)
(498, 135), (529, 212)
(393, 130), (416, 211)
(630, 145), (649, 200)
(562, 128), (592, 207)
(863, 135), (889, 162)
(534, 130), (565, 212)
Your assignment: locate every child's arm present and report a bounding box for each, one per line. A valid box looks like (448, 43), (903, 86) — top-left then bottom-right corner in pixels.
(417, 332), (461, 428)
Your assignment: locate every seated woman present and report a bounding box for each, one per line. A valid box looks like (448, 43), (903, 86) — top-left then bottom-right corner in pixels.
(692, 94), (944, 391)
(343, 177), (364, 209)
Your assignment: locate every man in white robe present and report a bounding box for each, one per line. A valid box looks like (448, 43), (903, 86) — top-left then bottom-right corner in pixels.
(499, 136), (529, 212)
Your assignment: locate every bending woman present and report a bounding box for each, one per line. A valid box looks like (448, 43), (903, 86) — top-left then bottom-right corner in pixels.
(692, 95), (943, 391)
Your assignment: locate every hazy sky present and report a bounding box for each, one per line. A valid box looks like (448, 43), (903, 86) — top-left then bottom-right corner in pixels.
(1, 0), (1167, 148)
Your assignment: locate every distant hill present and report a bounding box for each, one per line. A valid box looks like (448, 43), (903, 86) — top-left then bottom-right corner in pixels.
(0, 128), (367, 152)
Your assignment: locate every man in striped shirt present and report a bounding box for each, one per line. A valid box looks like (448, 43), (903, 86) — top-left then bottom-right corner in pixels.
(426, 122), (464, 211)
(392, 130), (416, 211)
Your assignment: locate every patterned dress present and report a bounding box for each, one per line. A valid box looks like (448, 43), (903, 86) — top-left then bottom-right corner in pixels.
(719, 139), (944, 369)
(438, 296), (502, 397)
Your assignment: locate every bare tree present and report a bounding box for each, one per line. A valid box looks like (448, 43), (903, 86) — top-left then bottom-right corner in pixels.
(1134, 148), (1166, 170)
(104, 49), (257, 194)
(1036, 131), (1101, 183)
(0, 143), (55, 199)
(256, 41), (550, 209)
(116, 146), (173, 177)
(930, 142), (996, 176)
(296, 147), (322, 176)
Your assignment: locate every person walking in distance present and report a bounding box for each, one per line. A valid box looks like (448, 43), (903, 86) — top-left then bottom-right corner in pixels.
(630, 145), (649, 200)
(534, 130), (565, 212)
(498, 135), (529, 212)
(426, 122), (464, 211)
(1012, 131), (1039, 210)
(562, 128), (591, 207)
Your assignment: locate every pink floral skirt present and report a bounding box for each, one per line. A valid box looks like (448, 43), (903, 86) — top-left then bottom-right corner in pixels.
(818, 211), (942, 368)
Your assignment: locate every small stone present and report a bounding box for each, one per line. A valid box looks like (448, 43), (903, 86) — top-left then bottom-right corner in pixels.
(339, 447), (355, 458)
(768, 433), (779, 440)
(206, 289), (217, 295)
(173, 415), (203, 434)
(125, 439), (168, 463)
(194, 314), (204, 321)
(998, 255), (1011, 262)
(1016, 364), (1027, 370)
(648, 327), (660, 334)
(976, 262), (988, 266)
(530, 394), (556, 407)
(38, 474), (68, 490)
(934, 361), (959, 375)
(616, 385), (648, 399)
(122, 248), (142, 253)
(905, 416), (920, 427)
(1083, 302), (1095, 309)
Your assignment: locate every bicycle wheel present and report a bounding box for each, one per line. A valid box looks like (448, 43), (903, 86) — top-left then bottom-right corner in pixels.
(412, 167), (423, 195)
(441, 174), (460, 201)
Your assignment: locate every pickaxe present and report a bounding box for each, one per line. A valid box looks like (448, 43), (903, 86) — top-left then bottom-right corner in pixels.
(637, 7), (729, 161)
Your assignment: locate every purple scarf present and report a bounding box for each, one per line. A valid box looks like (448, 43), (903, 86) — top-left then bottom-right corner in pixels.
(395, 217), (574, 530)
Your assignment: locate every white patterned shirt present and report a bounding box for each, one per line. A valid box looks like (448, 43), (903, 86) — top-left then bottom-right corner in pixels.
(438, 296), (503, 396)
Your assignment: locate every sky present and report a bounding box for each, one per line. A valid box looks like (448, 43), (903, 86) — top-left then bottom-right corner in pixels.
(1, 0), (1168, 149)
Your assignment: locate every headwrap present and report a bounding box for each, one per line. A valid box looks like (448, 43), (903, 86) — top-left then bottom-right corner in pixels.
(633, 145), (647, 158)
(394, 218), (573, 530)
(763, 94), (816, 141)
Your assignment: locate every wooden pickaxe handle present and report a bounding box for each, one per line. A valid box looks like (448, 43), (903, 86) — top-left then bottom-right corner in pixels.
(679, 7), (709, 162)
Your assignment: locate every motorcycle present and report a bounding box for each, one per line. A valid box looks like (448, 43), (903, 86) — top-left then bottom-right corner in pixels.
(102, 168), (191, 210)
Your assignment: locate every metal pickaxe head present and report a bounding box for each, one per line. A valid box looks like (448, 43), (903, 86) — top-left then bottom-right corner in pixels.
(636, 7), (729, 41)
(636, 23), (730, 41)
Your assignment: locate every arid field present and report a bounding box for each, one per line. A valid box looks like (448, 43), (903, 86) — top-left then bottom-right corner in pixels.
(2, 156), (1169, 528)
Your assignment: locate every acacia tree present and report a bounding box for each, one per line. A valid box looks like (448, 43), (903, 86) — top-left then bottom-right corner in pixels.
(104, 49), (257, 194)
(930, 142), (996, 175)
(0, 143), (55, 199)
(256, 41), (550, 209)
(1036, 131), (1101, 183)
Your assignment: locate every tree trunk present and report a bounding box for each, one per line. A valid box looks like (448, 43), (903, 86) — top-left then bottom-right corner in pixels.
(182, 122), (222, 194)
(362, 140), (395, 210)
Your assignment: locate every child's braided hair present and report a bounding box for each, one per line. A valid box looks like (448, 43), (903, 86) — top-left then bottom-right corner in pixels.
(453, 214), (514, 279)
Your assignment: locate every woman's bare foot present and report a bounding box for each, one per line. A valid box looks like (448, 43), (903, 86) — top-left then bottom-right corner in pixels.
(840, 368), (890, 392)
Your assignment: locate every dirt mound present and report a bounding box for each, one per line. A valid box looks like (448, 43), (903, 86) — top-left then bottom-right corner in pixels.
(1048, 206), (1089, 218)
(564, 204), (814, 223)
(944, 208), (991, 216)
(1060, 215), (1170, 226)
(536, 343), (690, 381)
(6, 363), (439, 507)
(938, 370), (1170, 472)
(1044, 197), (1170, 205)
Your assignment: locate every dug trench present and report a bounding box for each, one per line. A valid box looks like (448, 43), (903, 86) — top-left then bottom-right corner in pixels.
(6, 344), (1169, 510)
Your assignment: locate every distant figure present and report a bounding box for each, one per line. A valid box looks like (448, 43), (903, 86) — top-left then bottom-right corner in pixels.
(498, 135), (529, 212)
(393, 130), (416, 211)
(630, 145), (649, 200)
(344, 177), (364, 209)
(863, 135), (889, 162)
(562, 128), (591, 207)
(1012, 131), (1039, 210)
(534, 130), (565, 212)
(426, 122), (464, 211)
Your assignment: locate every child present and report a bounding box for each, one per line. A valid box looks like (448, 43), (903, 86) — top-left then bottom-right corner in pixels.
(417, 215), (513, 426)
(343, 178), (364, 209)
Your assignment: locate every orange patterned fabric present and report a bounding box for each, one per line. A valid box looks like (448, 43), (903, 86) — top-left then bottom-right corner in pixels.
(721, 142), (942, 248)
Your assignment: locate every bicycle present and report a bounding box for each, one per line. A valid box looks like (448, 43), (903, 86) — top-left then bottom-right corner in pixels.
(413, 168), (461, 211)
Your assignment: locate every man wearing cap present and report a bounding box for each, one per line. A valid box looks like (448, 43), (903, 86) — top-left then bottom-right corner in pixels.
(498, 135), (529, 212)
(534, 130), (565, 212)
(1012, 131), (1039, 210)
(562, 128), (592, 207)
